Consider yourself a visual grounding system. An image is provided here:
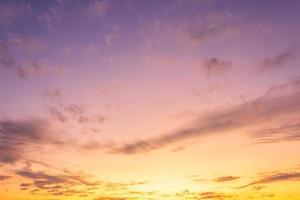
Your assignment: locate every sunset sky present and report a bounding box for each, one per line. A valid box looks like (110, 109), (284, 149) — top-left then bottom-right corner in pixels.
(0, 0), (300, 199)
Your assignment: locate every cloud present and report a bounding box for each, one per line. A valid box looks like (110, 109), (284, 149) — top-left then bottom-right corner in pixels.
(202, 57), (232, 77)
(88, 0), (109, 19)
(0, 115), (109, 164)
(94, 198), (127, 200)
(176, 190), (234, 200)
(10, 34), (46, 52)
(188, 12), (228, 42)
(0, 118), (63, 163)
(16, 167), (147, 198)
(1, 41), (46, 79)
(250, 120), (300, 144)
(17, 66), (30, 79)
(16, 168), (100, 197)
(140, 10), (237, 52)
(111, 79), (300, 154)
(37, 0), (65, 32)
(0, 175), (10, 181)
(199, 192), (233, 199)
(191, 175), (240, 183)
(0, 1), (31, 28)
(16, 169), (99, 186)
(259, 48), (296, 71)
(16, 60), (47, 79)
(239, 171), (300, 189)
(0, 41), (15, 70)
(214, 176), (240, 182)
(105, 26), (119, 46)
(42, 88), (107, 127)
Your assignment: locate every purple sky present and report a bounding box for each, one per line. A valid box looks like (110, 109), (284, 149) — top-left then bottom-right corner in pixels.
(1, 1), (300, 200)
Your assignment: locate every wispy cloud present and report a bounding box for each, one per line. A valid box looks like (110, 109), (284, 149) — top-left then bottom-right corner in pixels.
(37, 0), (66, 32)
(199, 191), (233, 200)
(0, 118), (56, 163)
(16, 168), (100, 197)
(0, 175), (10, 181)
(94, 198), (127, 200)
(10, 34), (46, 52)
(259, 48), (297, 71)
(239, 171), (300, 189)
(140, 10), (238, 52)
(214, 176), (240, 182)
(0, 1), (31, 28)
(176, 190), (235, 200)
(111, 79), (300, 154)
(0, 41), (15, 70)
(250, 120), (300, 144)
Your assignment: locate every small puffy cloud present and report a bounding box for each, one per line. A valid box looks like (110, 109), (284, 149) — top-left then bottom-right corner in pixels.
(0, 40), (48, 79)
(17, 66), (32, 79)
(202, 57), (232, 77)
(42, 88), (108, 137)
(37, 0), (65, 31)
(16, 60), (46, 79)
(87, 0), (109, 19)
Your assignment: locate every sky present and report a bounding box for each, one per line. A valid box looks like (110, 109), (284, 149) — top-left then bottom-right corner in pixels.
(0, 0), (300, 199)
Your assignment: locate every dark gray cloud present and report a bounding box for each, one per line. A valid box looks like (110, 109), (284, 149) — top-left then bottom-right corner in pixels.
(202, 57), (232, 77)
(111, 79), (300, 154)
(239, 171), (300, 189)
(259, 48), (296, 71)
